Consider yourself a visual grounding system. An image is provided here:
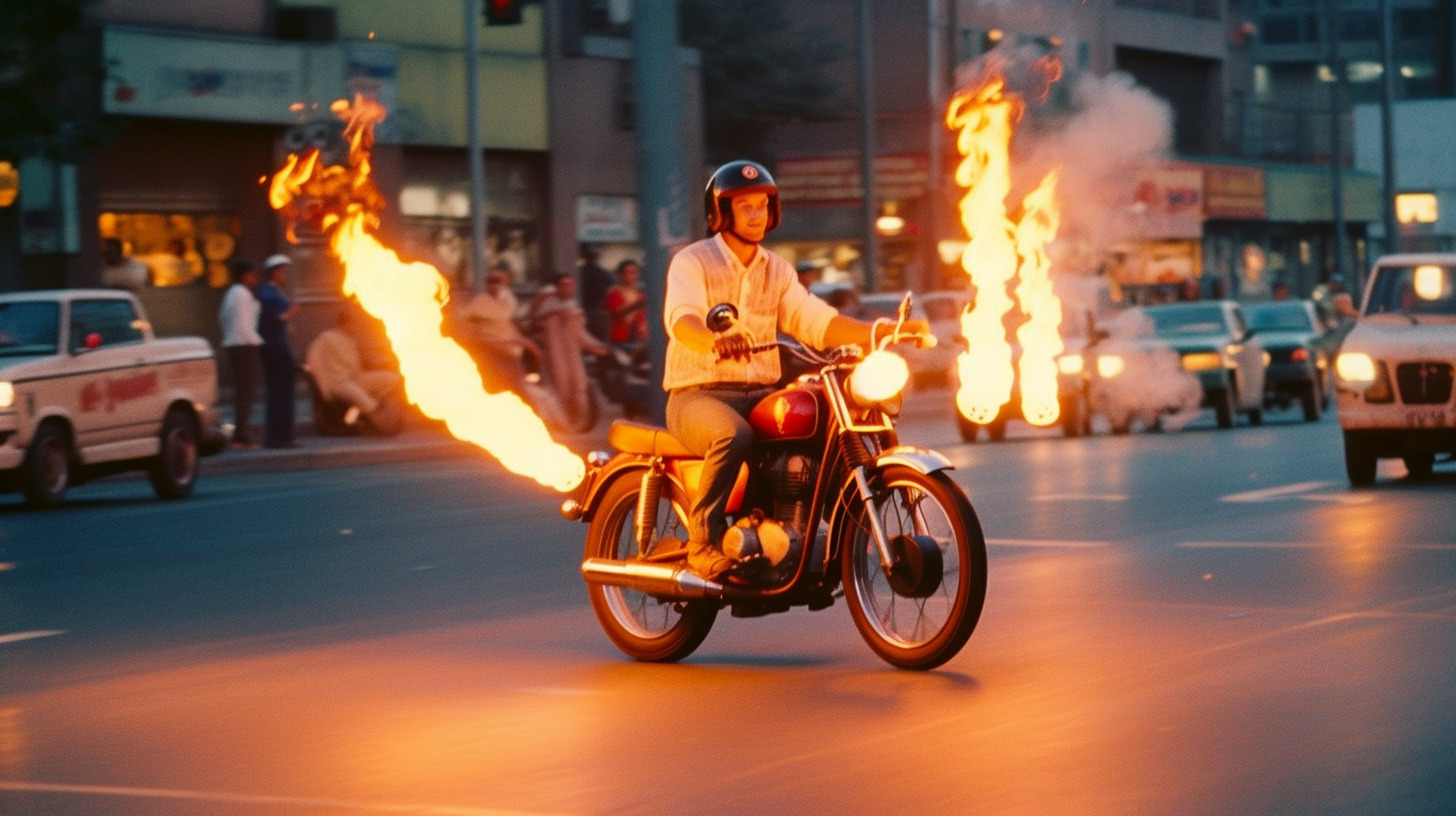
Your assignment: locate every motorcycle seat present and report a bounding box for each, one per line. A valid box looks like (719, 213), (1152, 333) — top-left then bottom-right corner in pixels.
(608, 420), (696, 458)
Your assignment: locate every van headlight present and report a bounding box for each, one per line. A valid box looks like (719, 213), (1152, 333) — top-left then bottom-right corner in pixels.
(1056, 354), (1084, 375)
(1335, 352), (1376, 384)
(1180, 352), (1223, 371)
(0, 382), (13, 409)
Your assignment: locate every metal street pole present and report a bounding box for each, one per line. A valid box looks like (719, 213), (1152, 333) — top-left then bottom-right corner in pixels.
(465, 0), (489, 294)
(858, 0), (879, 292)
(1324, 0), (1347, 286)
(632, 0), (691, 423)
(925, 0), (945, 294)
(1377, 0), (1400, 261)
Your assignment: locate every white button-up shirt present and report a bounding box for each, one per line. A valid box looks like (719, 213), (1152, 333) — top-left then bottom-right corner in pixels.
(662, 234), (837, 390)
(218, 283), (263, 348)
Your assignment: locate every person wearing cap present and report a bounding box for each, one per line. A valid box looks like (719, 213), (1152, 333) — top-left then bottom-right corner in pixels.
(218, 257), (263, 448)
(258, 253), (301, 448)
(661, 159), (929, 579)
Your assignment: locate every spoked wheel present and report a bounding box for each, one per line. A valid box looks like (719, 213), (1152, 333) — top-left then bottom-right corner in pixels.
(840, 466), (987, 670)
(584, 474), (717, 662)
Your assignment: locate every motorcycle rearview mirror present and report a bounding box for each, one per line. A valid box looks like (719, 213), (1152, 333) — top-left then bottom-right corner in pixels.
(706, 303), (739, 333)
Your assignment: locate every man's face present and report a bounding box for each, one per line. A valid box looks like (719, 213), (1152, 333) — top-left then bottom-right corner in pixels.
(557, 276), (576, 299)
(728, 192), (770, 243)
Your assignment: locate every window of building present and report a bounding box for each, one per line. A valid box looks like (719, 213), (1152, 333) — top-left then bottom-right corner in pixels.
(97, 212), (241, 288)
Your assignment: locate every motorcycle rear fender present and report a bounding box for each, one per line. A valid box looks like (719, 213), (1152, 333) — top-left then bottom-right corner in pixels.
(875, 446), (954, 475)
(569, 455), (748, 524)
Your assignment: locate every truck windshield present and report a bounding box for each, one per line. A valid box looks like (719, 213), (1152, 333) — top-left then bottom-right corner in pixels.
(1366, 264), (1456, 317)
(0, 302), (60, 356)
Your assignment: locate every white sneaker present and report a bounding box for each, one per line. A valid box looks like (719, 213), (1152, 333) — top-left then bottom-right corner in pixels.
(343, 405), (362, 425)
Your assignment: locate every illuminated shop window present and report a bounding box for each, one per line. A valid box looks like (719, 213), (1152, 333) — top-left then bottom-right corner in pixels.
(1395, 193), (1438, 225)
(98, 212), (241, 287)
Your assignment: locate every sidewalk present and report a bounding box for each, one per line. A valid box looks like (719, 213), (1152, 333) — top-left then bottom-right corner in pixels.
(204, 384), (956, 476)
(205, 394), (620, 476)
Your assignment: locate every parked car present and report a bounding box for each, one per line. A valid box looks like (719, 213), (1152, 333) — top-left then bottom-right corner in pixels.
(1140, 300), (1268, 429)
(1335, 253), (1456, 485)
(1243, 299), (1334, 421)
(0, 289), (223, 508)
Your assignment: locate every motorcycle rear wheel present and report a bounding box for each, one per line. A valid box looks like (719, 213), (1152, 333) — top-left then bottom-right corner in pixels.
(585, 474), (717, 662)
(841, 466), (987, 670)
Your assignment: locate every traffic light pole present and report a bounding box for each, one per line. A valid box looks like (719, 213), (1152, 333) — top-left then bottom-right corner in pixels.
(631, 0), (691, 423)
(465, 0), (489, 294)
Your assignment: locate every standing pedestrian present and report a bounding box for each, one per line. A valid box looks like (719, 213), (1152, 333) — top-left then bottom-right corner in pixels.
(577, 244), (613, 343)
(218, 257), (264, 449)
(258, 254), (301, 448)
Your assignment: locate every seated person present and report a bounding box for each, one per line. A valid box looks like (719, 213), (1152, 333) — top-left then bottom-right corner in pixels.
(306, 305), (403, 427)
(456, 264), (539, 396)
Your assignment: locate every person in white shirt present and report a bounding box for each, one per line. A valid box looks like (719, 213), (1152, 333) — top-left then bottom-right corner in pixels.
(306, 306), (402, 427)
(662, 160), (927, 578)
(218, 257), (263, 448)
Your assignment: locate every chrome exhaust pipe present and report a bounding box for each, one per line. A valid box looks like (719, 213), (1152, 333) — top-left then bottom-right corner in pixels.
(581, 557), (723, 598)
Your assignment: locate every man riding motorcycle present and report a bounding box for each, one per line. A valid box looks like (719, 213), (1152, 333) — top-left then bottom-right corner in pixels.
(663, 160), (927, 579)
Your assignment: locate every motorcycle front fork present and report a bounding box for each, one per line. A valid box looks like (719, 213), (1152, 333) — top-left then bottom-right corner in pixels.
(852, 465), (931, 573)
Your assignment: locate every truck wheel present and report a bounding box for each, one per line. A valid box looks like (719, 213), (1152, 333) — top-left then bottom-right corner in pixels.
(1300, 380), (1321, 422)
(1211, 387), (1235, 429)
(149, 408), (199, 500)
(1403, 452), (1435, 481)
(23, 422), (72, 509)
(1343, 431), (1377, 486)
(955, 412), (980, 443)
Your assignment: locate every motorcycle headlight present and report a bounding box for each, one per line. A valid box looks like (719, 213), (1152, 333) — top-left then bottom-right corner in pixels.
(1056, 354), (1084, 376)
(847, 349), (909, 408)
(0, 382), (12, 409)
(1096, 355), (1126, 378)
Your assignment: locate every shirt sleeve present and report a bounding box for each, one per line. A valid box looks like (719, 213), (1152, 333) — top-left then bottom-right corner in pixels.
(663, 247), (708, 335)
(777, 269), (839, 348)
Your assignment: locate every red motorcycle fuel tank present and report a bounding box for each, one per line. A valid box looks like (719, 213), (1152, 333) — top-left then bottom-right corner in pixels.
(749, 382), (825, 440)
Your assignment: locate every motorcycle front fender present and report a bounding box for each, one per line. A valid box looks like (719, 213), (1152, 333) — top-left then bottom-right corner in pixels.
(561, 454), (648, 523)
(875, 445), (953, 475)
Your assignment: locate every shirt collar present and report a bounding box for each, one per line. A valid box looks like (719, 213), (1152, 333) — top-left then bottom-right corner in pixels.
(712, 232), (763, 274)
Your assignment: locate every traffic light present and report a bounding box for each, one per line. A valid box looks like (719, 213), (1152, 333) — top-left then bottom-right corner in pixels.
(485, 0), (522, 25)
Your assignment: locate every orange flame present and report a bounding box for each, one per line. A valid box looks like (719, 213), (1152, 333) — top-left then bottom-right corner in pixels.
(947, 56), (1064, 427)
(270, 98), (585, 492)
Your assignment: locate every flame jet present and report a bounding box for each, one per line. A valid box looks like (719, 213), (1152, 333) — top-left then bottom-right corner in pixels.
(947, 51), (1065, 427)
(270, 97), (585, 492)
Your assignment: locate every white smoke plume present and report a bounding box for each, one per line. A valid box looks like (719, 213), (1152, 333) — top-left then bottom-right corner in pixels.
(1089, 309), (1203, 432)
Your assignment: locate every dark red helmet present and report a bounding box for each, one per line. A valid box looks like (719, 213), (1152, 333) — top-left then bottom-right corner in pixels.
(704, 160), (781, 235)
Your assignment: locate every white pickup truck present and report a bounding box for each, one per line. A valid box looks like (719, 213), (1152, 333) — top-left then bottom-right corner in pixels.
(1335, 254), (1456, 485)
(0, 289), (223, 507)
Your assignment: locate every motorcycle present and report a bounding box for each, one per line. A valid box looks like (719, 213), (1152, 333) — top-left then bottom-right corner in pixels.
(560, 294), (988, 670)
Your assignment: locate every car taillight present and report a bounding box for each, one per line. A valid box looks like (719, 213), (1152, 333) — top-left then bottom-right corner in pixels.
(1291, 348), (1309, 363)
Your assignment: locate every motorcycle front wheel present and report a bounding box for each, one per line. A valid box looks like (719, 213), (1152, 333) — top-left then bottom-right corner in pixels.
(841, 466), (987, 670)
(584, 474), (717, 662)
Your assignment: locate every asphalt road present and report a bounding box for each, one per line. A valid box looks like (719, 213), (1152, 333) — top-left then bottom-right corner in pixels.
(1, 403), (1454, 815)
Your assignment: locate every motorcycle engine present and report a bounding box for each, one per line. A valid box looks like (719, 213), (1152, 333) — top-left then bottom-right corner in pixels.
(725, 450), (818, 583)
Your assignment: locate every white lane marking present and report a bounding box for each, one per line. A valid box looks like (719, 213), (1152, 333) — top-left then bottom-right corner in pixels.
(1176, 541), (1456, 551)
(1220, 481), (1334, 503)
(1031, 493), (1127, 502)
(0, 781), (558, 815)
(1301, 492), (1378, 505)
(988, 538), (1110, 549)
(0, 630), (65, 646)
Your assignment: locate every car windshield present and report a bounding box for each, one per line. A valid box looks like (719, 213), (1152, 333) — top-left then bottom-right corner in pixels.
(1245, 302), (1313, 332)
(0, 301), (60, 356)
(1145, 304), (1227, 336)
(1365, 264), (1456, 317)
